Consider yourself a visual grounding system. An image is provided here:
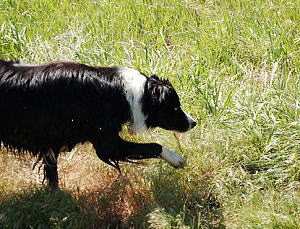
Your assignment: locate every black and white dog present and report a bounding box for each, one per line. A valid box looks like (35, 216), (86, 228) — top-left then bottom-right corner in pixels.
(0, 60), (196, 190)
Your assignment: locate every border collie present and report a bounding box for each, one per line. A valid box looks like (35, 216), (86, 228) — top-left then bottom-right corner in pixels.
(0, 60), (196, 190)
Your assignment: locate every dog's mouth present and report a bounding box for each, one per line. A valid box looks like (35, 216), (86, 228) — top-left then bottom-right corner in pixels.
(127, 123), (137, 135)
(168, 112), (197, 133)
(174, 132), (182, 138)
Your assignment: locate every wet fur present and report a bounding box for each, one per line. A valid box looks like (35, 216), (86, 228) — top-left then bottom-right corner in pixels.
(0, 60), (195, 189)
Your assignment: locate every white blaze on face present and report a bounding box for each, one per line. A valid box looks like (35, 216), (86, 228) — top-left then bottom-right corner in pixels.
(118, 67), (147, 134)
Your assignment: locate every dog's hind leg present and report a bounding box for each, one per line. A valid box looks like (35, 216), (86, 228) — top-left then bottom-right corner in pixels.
(43, 149), (59, 191)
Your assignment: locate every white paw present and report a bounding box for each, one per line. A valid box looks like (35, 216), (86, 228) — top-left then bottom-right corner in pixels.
(160, 147), (186, 168)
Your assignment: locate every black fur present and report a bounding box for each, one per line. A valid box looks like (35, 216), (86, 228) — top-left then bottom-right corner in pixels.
(143, 75), (192, 132)
(0, 60), (195, 189)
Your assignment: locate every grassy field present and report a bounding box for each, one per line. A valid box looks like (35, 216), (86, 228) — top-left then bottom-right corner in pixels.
(0, 0), (300, 228)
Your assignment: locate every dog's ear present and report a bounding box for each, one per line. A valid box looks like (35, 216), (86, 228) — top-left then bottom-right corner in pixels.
(162, 78), (171, 85)
(146, 76), (169, 104)
(150, 74), (171, 86)
(150, 74), (160, 81)
(150, 74), (171, 83)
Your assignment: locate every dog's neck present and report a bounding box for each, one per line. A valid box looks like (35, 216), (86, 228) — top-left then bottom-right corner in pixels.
(117, 67), (148, 134)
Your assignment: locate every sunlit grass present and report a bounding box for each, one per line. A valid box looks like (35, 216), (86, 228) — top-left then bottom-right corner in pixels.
(0, 0), (300, 228)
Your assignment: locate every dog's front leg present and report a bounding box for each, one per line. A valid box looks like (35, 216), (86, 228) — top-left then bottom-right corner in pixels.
(159, 147), (186, 168)
(92, 133), (186, 168)
(124, 143), (186, 168)
(117, 138), (186, 168)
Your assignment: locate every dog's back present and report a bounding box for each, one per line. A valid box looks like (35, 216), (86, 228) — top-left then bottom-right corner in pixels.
(0, 60), (130, 154)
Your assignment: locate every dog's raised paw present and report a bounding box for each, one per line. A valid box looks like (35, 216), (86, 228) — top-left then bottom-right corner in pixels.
(161, 147), (186, 168)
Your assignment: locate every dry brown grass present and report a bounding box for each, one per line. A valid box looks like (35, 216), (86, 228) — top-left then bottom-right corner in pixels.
(0, 144), (154, 227)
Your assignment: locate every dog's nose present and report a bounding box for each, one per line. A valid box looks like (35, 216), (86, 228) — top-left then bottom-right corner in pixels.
(184, 111), (197, 130)
(190, 120), (197, 128)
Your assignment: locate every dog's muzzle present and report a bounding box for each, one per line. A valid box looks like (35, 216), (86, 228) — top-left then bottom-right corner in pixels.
(184, 112), (197, 130)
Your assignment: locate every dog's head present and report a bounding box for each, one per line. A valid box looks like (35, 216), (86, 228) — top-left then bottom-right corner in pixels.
(142, 75), (196, 132)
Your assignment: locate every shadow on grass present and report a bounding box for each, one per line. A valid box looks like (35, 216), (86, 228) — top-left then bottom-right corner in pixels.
(0, 177), (152, 229)
(0, 168), (224, 228)
(76, 175), (153, 228)
(0, 188), (97, 229)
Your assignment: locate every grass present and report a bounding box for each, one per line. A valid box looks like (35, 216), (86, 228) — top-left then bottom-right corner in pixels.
(0, 0), (300, 228)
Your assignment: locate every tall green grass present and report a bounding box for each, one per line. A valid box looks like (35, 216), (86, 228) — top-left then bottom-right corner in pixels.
(0, 0), (299, 228)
